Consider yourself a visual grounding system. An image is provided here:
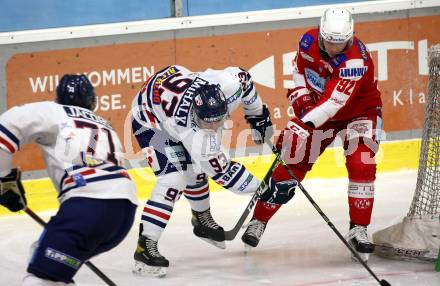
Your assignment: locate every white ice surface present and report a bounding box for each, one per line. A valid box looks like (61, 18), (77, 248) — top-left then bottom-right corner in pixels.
(1, 170), (439, 286)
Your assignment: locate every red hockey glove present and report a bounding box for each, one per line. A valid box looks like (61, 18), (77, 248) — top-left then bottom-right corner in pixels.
(286, 87), (317, 119)
(276, 117), (313, 158)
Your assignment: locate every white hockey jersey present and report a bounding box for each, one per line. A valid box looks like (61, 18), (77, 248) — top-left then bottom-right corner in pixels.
(132, 65), (263, 194)
(0, 101), (138, 205)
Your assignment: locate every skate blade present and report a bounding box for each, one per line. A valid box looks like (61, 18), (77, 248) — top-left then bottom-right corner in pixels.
(132, 261), (167, 278)
(351, 252), (370, 263)
(199, 237), (226, 249)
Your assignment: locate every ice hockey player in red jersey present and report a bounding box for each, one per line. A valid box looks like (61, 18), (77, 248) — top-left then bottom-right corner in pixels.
(131, 65), (297, 277)
(242, 8), (382, 263)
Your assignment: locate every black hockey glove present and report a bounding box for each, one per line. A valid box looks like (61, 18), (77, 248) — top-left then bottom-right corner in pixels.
(259, 177), (296, 205)
(244, 105), (273, 144)
(0, 168), (26, 212)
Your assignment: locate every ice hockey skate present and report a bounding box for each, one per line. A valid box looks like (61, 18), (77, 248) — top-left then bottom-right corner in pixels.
(347, 224), (375, 263)
(191, 208), (226, 249)
(133, 235), (169, 278)
(241, 217), (267, 251)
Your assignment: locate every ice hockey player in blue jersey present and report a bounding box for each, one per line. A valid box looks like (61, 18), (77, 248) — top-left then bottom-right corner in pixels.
(0, 74), (138, 285)
(131, 65), (297, 277)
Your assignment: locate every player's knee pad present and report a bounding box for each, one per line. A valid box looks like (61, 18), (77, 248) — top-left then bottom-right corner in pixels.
(345, 143), (376, 182)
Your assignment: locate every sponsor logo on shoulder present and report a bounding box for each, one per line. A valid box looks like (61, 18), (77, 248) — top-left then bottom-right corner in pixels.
(299, 33), (314, 52)
(339, 66), (368, 80)
(175, 77), (209, 127)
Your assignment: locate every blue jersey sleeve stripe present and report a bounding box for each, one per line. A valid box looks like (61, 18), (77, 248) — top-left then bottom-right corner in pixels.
(0, 124), (20, 146)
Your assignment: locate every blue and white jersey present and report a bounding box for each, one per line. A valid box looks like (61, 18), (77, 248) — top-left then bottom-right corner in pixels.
(0, 101), (138, 204)
(132, 65), (263, 194)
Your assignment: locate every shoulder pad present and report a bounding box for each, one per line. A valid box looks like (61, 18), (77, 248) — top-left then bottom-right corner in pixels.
(355, 39), (369, 61)
(299, 33), (315, 52)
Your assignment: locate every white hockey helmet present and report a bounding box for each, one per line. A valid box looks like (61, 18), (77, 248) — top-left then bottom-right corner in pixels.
(319, 8), (354, 44)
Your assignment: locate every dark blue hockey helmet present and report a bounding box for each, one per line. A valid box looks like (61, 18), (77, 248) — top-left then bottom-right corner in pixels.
(193, 84), (228, 130)
(56, 74), (96, 110)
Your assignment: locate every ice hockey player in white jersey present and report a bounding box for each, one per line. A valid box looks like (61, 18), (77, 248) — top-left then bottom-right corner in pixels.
(131, 65), (297, 277)
(0, 74), (138, 285)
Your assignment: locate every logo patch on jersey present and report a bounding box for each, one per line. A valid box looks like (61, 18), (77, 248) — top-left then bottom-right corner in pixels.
(356, 40), (369, 61)
(218, 164), (241, 183)
(194, 95), (203, 106)
(347, 119), (373, 140)
(238, 174), (254, 192)
(152, 66), (180, 105)
(299, 33), (314, 52)
(339, 66), (368, 80)
(45, 247), (81, 269)
(165, 145), (187, 163)
(175, 77), (209, 127)
(243, 93), (257, 105)
(226, 88), (242, 104)
(330, 54), (347, 68)
(304, 68), (326, 93)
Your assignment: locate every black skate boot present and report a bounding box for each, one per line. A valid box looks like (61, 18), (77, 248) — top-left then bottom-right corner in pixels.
(347, 223), (375, 263)
(241, 217), (267, 250)
(191, 208), (226, 249)
(133, 235), (169, 277)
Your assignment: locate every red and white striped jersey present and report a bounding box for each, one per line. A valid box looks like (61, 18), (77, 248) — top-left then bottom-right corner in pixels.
(0, 101), (137, 204)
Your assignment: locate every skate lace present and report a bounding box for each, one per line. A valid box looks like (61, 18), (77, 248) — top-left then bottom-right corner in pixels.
(198, 210), (219, 229)
(245, 219), (266, 239)
(145, 239), (162, 258)
(348, 225), (369, 243)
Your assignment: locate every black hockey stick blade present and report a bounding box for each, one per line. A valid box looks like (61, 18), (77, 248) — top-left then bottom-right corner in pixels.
(224, 191), (259, 240)
(224, 150), (281, 241)
(380, 280), (391, 286)
(24, 208), (118, 286)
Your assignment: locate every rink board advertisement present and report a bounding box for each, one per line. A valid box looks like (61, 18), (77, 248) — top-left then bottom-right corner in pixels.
(4, 14), (440, 171)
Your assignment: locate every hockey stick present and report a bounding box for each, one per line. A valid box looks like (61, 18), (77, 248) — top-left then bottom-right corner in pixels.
(269, 143), (391, 286)
(24, 208), (118, 286)
(224, 149), (282, 240)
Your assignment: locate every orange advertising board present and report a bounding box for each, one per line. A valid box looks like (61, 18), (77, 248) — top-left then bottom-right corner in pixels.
(5, 15), (440, 171)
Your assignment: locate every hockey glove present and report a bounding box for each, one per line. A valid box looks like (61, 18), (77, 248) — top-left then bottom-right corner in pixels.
(259, 177), (296, 205)
(286, 87), (316, 119)
(0, 168), (26, 212)
(277, 117), (313, 154)
(244, 105), (273, 144)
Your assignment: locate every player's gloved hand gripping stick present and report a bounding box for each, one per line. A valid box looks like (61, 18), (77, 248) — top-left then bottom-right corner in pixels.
(0, 169), (118, 286)
(223, 148), (296, 240)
